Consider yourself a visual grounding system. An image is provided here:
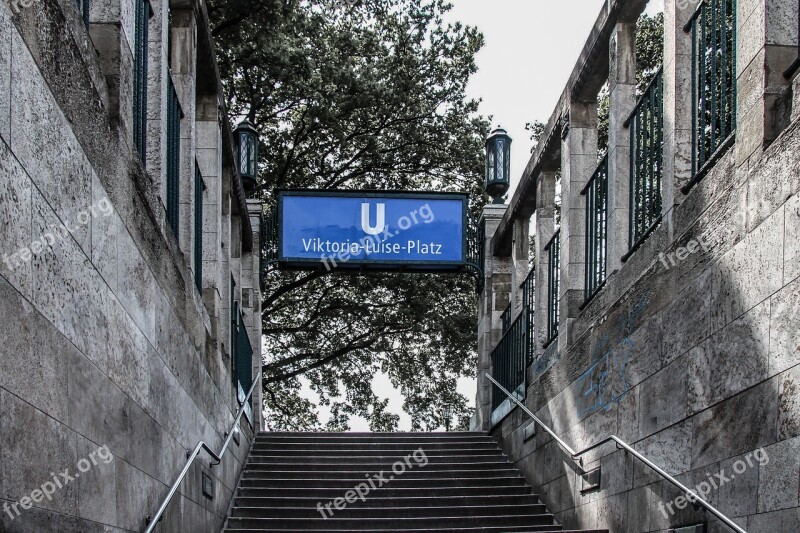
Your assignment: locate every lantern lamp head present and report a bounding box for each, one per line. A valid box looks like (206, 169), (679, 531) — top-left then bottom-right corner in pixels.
(234, 119), (259, 197)
(485, 126), (512, 204)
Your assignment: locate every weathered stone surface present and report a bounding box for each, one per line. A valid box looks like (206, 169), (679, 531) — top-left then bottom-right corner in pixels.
(75, 435), (117, 525)
(9, 34), (92, 255)
(769, 275), (800, 376)
(0, 280), (72, 421)
(634, 421), (692, 487)
(638, 357), (687, 438)
(691, 379), (778, 469)
(0, 139), (32, 297)
(758, 436), (800, 512)
(786, 193), (800, 283)
(0, 389), (79, 517)
(717, 451), (762, 518)
(0, 2), (10, 142)
(778, 365), (800, 440)
(661, 268), (712, 360)
(748, 506), (800, 532)
(710, 205), (784, 332)
(116, 223), (157, 345)
(91, 173), (119, 293)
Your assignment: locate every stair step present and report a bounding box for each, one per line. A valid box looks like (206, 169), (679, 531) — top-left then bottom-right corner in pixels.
(224, 513), (558, 529)
(232, 494), (542, 508)
(246, 454), (506, 464)
(224, 528), (567, 533)
(249, 446), (503, 455)
(241, 470), (524, 482)
(231, 503), (549, 519)
(243, 461), (511, 472)
(237, 485), (533, 498)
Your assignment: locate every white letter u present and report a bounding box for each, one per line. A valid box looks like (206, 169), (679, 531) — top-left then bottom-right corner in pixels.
(361, 203), (386, 236)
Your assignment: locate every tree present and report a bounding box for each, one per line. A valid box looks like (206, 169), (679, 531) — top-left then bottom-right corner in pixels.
(208, 0), (489, 431)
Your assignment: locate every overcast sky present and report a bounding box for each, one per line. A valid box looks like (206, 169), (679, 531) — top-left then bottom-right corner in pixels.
(307, 0), (664, 432)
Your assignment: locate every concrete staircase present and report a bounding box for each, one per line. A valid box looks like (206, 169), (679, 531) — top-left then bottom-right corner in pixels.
(223, 432), (607, 532)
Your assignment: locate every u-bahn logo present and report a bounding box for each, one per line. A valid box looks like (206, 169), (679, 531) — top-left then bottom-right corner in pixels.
(361, 203), (387, 236)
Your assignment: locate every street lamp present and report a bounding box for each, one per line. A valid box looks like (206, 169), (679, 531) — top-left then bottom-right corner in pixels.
(443, 403), (453, 432)
(485, 126), (511, 204)
(234, 119), (259, 197)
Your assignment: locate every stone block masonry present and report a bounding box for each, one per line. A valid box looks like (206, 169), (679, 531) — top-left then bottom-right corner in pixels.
(0, 0), (263, 530)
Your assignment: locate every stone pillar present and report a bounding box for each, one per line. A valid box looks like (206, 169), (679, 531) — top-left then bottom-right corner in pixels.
(170, 11), (198, 258)
(87, 1), (134, 143)
(473, 204), (511, 432)
(735, 0), (798, 167)
(510, 216), (531, 318)
(247, 200), (265, 431)
(533, 171), (557, 360)
(607, 21), (637, 272)
(662, 0), (696, 226)
(559, 102), (597, 343)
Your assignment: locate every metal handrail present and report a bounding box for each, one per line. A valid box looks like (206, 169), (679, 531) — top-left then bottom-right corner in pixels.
(485, 373), (748, 533)
(143, 371), (262, 533)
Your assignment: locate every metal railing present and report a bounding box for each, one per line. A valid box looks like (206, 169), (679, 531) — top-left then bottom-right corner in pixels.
(544, 230), (560, 346)
(521, 268), (535, 365)
(466, 216), (485, 293)
(486, 373), (748, 533)
(684, 0), (737, 187)
(490, 312), (527, 412)
(625, 68), (664, 257)
(143, 371), (262, 533)
(500, 303), (512, 335)
(581, 155), (608, 304)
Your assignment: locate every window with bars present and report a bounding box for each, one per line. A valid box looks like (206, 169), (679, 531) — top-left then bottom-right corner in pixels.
(75, 0), (89, 26)
(626, 69), (664, 254)
(166, 76), (182, 242)
(582, 155), (609, 303)
(230, 276), (237, 383)
(236, 309), (254, 406)
(544, 230), (560, 346)
(490, 311), (528, 412)
(500, 303), (512, 335)
(684, 0), (736, 185)
(194, 164), (205, 293)
(133, 0), (151, 163)
(521, 268), (535, 365)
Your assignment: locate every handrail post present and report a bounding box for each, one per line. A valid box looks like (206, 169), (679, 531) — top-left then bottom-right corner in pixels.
(485, 372), (748, 533)
(143, 370), (262, 532)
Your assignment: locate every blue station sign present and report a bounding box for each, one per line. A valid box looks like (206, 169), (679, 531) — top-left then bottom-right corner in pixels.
(278, 190), (468, 271)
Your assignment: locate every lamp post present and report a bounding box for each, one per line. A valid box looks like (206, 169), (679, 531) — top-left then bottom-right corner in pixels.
(443, 403), (453, 432)
(234, 119), (259, 198)
(485, 126), (512, 204)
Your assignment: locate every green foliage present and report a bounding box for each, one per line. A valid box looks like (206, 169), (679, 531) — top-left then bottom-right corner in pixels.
(208, 0), (490, 431)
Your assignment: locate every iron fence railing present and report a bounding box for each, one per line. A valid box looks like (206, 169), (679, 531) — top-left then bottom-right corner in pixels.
(625, 69), (664, 256)
(582, 155), (609, 304)
(133, 0), (150, 162)
(194, 164), (204, 293)
(76, 0), (89, 25)
(500, 303), (512, 335)
(521, 268), (535, 365)
(260, 209), (278, 291)
(544, 230), (560, 346)
(684, 0), (736, 187)
(490, 310), (528, 411)
(466, 216), (485, 293)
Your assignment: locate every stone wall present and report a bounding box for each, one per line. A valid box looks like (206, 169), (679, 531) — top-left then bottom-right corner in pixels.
(0, 0), (263, 531)
(478, 0), (800, 531)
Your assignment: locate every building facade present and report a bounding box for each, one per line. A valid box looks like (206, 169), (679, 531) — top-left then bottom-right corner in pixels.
(475, 0), (800, 531)
(0, 0), (263, 530)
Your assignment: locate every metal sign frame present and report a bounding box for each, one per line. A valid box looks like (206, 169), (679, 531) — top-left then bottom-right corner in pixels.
(277, 189), (470, 272)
